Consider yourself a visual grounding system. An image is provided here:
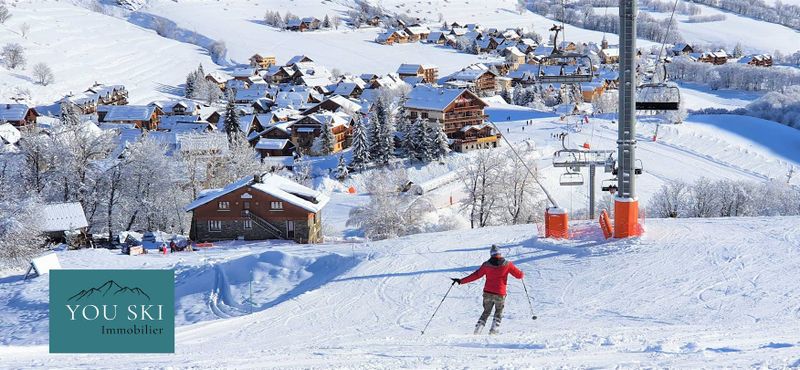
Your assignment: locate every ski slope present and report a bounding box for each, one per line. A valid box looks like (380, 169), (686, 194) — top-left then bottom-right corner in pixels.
(1, 217), (799, 368)
(0, 1), (219, 106)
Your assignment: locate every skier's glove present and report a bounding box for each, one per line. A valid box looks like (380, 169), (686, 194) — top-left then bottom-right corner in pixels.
(451, 278), (461, 284)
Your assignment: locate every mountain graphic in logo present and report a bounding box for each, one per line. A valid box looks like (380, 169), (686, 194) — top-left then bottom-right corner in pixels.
(68, 280), (151, 301)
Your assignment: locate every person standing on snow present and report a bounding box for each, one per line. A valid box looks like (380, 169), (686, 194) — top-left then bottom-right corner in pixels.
(452, 245), (524, 335)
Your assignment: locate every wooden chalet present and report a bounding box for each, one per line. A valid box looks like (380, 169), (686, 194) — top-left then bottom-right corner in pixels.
(186, 174), (328, 243)
(98, 105), (160, 130)
(287, 17), (320, 32)
(376, 29), (409, 45)
(738, 54), (773, 67)
(403, 86), (498, 152)
(0, 104), (38, 127)
(290, 111), (354, 154)
(444, 69), (498, 95)
(396, 63), (439, 84)
(671, 43), (694, 56)
(249, 54), (277, 69)
(699, 50), (730, 65)
(206, 72), (231, 89)
(403, 25), (431, 42)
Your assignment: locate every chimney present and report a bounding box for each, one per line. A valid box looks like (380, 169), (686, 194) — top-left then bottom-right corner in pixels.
(253, 174), (263, 183)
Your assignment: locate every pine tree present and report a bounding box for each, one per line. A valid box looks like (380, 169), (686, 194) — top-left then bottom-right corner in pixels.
(60, 101), (82, 127)
(500, 87), (512, 104)
(368, 98), (389, 161)
(335, 154), (349, 180)
(397, 115), (414, 159)
(409, 117), (427, 162)
(223, 91), (240, 140)
(320, 121), (335, 155)
(351, 118), (371, 171)
(373, 99), (395, 165)
(196, 63), (205, 79)
(431, 120), (450, 161)
(733, 43), (744, 58)
(322, 14), (331, 28)
(185, 70), (197, 98)
(419, 120), (437, 163)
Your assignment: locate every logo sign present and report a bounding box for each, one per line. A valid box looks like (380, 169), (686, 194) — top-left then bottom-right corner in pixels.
(49, 269), (174, 353)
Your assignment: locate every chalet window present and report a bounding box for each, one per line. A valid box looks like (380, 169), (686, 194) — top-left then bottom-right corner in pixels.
(271, 201), (284, 210)
(243, 201), (250, 210)
(218, 201), (230, 210)
(208, 220), (223, 232)
(287, 221), (295, 239)
(243, 220), (253, 230)
(421, 112), (429, 119)
(410, 111), (418, 119)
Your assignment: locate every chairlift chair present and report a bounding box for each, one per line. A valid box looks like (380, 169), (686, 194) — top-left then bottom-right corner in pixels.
(636, 82), (681, 111)
(611, 159), (643, 175)
(601, 178), (618, 193)
(536, 52), (594, 84)
(559, 171), (584, 186)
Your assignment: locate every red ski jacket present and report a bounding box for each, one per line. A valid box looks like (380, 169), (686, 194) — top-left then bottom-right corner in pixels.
(460, 257), (524, 296)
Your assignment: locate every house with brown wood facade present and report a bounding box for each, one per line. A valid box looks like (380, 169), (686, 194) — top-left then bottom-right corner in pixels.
(186, 173), (328, 243)
(397, 63), (439, 84)
(403, 86), (499, 152)
(249, 53), (277, 69)
(0, 104), (38, 127)
(290, 111), (354, 154)
(98, 105), (161, 130)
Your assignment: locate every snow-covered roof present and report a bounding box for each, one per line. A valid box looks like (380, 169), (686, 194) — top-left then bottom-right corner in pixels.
(427, 32), (445, 41)
(275, 91), (310, 109)
(206, 71), (231, 83)
(102, 105), (156, 122)
(0, 104), (33, 122)
(286, 55), (313, 66)
(0, 122), (21, 144)
(39, 202), (89, 232)
(231, 68), (256, 77)
(333, 82), (360, 96)
(601, 48), (620, 57)
(404, 25), (430, 35)
(446, 69), (494, 82)
(185, 174), (329, 213)
(255, 138), (290, 150)
(300, 111), (353, 128)
(404, 86), (483, 111)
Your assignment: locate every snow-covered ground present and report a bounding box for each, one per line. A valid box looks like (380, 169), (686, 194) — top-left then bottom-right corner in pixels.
(1, 217), (799, 368)
(0, 1), (219, 106)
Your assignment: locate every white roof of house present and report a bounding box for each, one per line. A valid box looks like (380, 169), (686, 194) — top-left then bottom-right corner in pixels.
(39, 202), (89, 232)
(427, 31), (445, 41)
(186, 173), (329, 213)
(302, 111), (353, 128)
(446, 69), (493, 82)
(103, 105), (156, 121)
(286, 55), (313, 65)
(255, 138), (290, 150)
(405, 86), (476, 111)
(405, 25), (430, 35)
(0, 122), (21, 144)
(601, 48), (620, 57)
(0, 104), (32, 121)
(206, 71), (231, 83)
(275, 91), (310, 108)
(333, 82), (360, 96)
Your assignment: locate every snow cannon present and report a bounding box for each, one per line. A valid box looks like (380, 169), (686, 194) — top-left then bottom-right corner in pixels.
(544, 207), (569, 239)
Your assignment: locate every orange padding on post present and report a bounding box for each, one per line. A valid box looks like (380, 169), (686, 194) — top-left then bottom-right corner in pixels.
(613, 199), (642, 238)
(599, 210), (613, 239)
(545, 208), (569, 239)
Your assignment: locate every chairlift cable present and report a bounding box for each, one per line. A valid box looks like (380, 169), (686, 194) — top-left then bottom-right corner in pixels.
(486, 119), (560, 208)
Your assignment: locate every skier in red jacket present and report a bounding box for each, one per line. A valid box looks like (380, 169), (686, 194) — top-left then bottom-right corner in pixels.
(452, 245), (524, 334)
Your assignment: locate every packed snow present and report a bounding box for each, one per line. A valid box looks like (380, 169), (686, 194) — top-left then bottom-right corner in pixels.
(1, 217), (799, 367)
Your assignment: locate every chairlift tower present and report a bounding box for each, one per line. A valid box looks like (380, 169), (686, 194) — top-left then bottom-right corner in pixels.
(552, 141), (615, 220)
(615, 0), (642, 237)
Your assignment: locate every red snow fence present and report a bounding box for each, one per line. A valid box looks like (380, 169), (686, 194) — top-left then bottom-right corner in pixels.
(194, 242), (214, 248)
(545, 207), (569, 239)
(599, 210), (613, 239)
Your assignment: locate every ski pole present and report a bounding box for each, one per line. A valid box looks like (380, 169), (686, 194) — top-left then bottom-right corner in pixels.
(521, 277), (538, 320)
(421, 280), (456, 335)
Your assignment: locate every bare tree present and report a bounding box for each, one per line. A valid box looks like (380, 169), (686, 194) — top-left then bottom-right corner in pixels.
(0, 198), (44, 268)
(460, 149), (503, 228)
(2, 43), (26, 69)
(648, 180), (689, 218)
(32, 63), (54, 86)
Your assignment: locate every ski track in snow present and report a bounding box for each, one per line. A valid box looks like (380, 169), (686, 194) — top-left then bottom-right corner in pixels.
(2, 219), (800, 368)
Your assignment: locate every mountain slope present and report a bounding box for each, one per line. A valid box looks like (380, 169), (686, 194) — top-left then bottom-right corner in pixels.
(1, 217), (799, 367)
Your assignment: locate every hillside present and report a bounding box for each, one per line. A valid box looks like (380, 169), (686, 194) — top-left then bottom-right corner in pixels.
(0, 217), (799, 367)
(0, 1), (219, 105)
